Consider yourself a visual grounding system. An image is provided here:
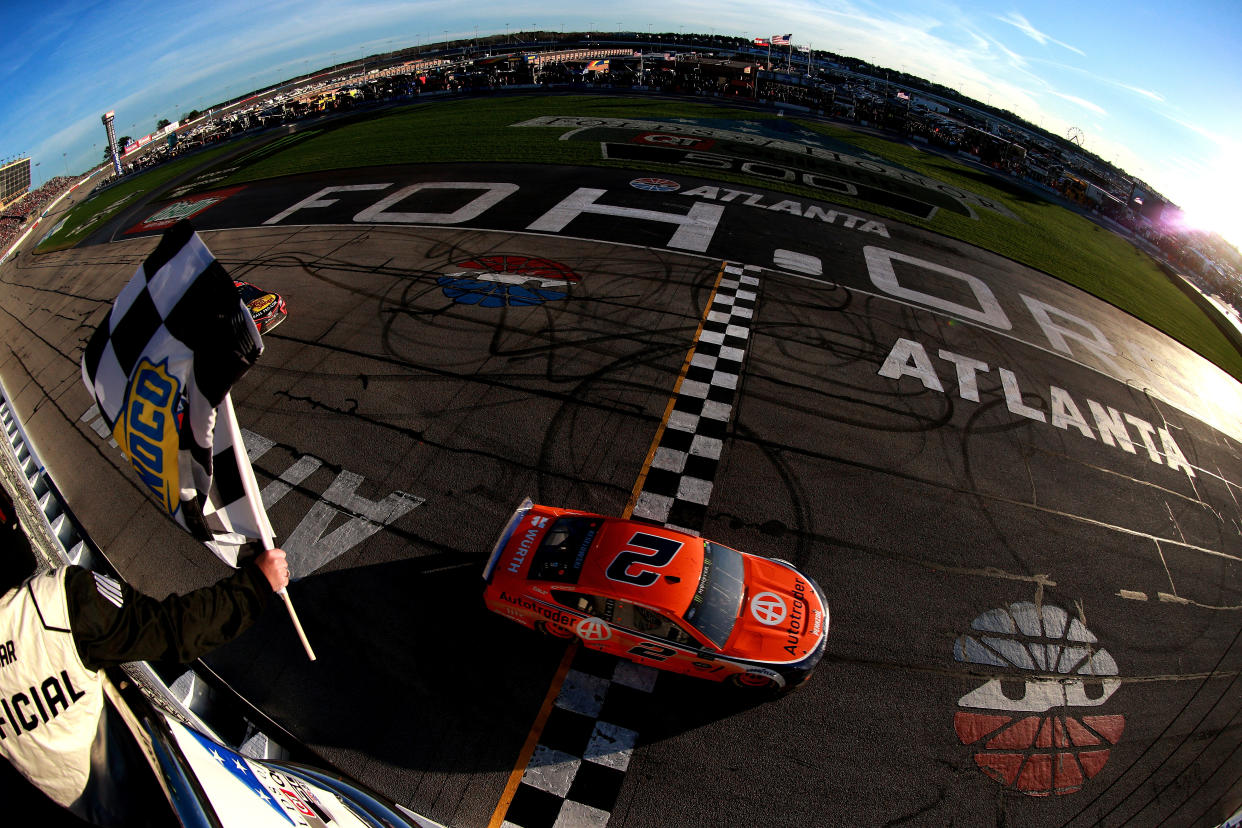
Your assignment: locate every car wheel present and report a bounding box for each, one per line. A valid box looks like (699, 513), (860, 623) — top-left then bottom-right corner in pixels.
(536, 621), (575, 639)
(727, 672), (780, 693)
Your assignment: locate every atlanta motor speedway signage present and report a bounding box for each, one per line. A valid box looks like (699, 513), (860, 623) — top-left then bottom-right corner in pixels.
(515, 115), (1016, 221)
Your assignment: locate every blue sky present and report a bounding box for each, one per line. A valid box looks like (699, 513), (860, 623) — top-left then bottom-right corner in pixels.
(2, 0), (1239, 247)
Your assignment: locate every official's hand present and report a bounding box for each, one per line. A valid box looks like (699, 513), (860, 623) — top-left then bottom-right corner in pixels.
(256, 547), (289, 592)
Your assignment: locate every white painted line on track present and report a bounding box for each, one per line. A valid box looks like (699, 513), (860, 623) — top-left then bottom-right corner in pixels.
(224, 221), (1242, 454)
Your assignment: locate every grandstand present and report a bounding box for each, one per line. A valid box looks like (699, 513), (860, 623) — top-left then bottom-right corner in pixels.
(0, 156), (32, 212)
(0, 175), (72, 259)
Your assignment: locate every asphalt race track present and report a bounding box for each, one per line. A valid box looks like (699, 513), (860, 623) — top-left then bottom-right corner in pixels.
(2, 133), (1241, 827)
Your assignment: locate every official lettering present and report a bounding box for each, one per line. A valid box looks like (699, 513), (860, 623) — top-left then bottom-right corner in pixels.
(0, 671), (85, 739)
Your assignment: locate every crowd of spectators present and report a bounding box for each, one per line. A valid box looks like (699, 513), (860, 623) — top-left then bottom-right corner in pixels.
(0, 176), (72, 257)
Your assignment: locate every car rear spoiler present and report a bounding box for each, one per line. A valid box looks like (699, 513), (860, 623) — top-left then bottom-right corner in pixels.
(482, 496), (534, 583)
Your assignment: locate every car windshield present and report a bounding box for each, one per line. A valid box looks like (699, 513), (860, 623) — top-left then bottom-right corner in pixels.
(682, 541), (745, 648)
(235, 282), (267, 303)
(527, 516), (602, 584)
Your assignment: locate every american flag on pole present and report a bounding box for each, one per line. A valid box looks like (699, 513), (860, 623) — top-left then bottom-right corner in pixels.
(753, 37), (770, 46)
(771, 33), (792, 45)
(81, 220), (270, 566)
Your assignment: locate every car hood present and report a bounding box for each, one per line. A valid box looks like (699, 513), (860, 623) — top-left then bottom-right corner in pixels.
(724, 556), (828, 665)
(246, 293), (279, 314)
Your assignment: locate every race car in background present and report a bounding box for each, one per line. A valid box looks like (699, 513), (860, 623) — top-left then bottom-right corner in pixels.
(234, 280), (287, 334)
(483, 500), (829, 693)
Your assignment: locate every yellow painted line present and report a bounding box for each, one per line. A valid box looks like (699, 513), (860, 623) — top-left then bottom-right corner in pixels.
(623, 262), (728, 519)
(488, 261), (729, 827)
(487, 640), (579, 828)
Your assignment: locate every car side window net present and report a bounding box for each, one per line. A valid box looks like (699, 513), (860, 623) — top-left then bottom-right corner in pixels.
(551, 590), (605, 616)
(619, 601), (696, 645)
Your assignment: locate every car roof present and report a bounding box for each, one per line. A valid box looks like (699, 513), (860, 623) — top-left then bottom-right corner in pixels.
(574, 518), (705, 615)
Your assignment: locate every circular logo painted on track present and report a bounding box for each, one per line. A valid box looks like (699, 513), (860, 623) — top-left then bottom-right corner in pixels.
(749, 592), (787, 626)
(437, 255), (580, 308)
(629, 177), (681, 192)
(953, 602), (1125, 796)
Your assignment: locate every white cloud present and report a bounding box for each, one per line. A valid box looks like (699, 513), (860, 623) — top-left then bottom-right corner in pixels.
(1116, 82), (1164, 103)
(995, 11), (1086, 56)
(1158, 111), (1234, 150)
(1050, 90), (1108, 116)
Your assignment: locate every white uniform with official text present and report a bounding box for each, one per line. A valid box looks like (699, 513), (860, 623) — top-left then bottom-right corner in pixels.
(0, 570), (103, 806)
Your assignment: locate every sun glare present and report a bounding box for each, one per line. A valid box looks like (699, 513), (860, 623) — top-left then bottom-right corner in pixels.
(1168, 168), (1242, 252)
(1180, 205), (1242, 253)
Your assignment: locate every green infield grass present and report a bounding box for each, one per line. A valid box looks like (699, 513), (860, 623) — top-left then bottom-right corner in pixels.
(36, 142), (253, 252)
(41, 93), (1242, 381)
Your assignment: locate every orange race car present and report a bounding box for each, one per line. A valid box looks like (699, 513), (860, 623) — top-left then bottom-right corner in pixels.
(483, 499), (829, 693)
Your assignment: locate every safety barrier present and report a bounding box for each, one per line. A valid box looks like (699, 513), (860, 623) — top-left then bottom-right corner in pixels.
(0, 376), (289, 760)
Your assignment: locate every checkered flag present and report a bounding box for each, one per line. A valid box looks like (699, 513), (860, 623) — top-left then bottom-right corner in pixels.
(80, 220), (266, 565)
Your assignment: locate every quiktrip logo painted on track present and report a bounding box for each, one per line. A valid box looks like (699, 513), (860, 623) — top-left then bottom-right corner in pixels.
(953, 601), (1124, 796)
(125, 186), (246, 234)
(437, 255), (580, 308)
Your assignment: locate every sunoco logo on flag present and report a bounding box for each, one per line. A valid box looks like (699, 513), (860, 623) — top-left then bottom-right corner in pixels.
(81, 220), (269, 565)
(116, 357), (184, 515)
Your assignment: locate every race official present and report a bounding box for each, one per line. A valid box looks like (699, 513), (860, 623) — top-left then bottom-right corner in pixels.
(0, 529), (289, 825)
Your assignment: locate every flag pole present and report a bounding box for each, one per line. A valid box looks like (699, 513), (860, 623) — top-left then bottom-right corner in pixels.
(225, 395), (317, 662)
(277, 569), (316, 661)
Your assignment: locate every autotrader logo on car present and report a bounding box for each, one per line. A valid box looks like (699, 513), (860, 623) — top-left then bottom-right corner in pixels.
(750, 592), (787, 625)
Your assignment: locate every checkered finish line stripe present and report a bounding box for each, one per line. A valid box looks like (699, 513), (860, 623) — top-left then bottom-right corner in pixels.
(498, 263), (763, 828)
(503, 651), (658, 828)
(632, 263), (762, 535)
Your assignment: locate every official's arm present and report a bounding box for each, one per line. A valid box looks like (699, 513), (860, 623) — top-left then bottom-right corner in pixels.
(62, 548), (290, 670)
